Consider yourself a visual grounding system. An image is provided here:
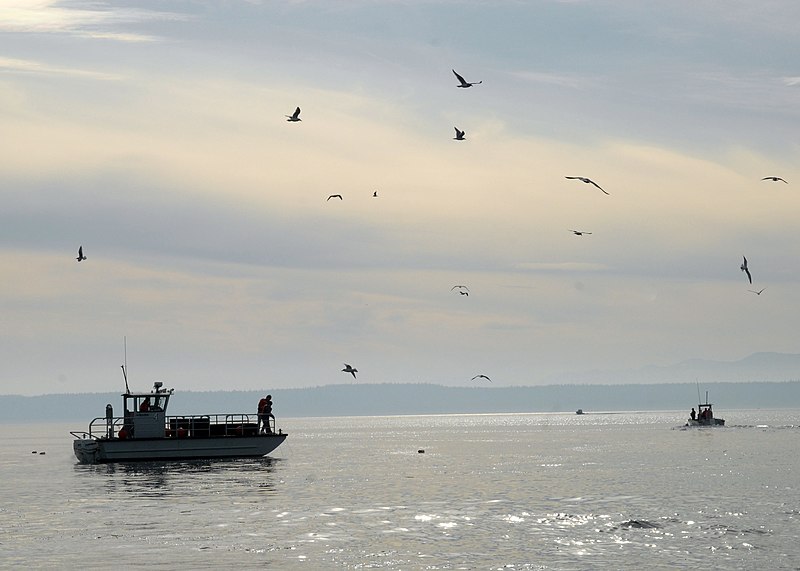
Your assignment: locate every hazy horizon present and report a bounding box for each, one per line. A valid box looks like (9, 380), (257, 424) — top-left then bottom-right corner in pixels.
(2, 2), (799, 395)
(4, 351), (800, 399)
(4, 380), (800, 423)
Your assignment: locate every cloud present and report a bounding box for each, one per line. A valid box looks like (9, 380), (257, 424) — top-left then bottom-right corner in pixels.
(0, 1), (188, 42)
(2, 68), (798, 283)
(509, 70), (589, 89)
(0, 56), (122, 80)
(514, 262), (609, 273)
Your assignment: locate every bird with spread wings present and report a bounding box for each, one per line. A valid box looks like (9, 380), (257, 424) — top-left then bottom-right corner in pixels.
(452, 69), (482, 88)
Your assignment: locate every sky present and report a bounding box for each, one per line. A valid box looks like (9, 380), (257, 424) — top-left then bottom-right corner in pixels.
(1, 1), (799, 396)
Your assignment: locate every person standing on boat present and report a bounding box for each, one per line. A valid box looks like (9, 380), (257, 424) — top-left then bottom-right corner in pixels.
(257, 396), (268, 433)
(690, 408), (696, 421)
(262, 395), (275, 434)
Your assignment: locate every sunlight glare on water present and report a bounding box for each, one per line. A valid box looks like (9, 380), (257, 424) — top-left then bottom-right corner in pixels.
(1, 410), (799, 569)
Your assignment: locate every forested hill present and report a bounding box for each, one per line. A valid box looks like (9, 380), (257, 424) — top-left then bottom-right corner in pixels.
(3, 381), (800, 423)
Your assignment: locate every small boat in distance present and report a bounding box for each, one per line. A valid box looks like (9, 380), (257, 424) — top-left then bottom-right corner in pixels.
(71, 381), (287, 463)
(686, 390), (725, 427)
(575, 409), (584, 415)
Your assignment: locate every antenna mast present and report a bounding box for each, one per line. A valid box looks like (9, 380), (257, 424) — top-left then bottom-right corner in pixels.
(121, 336), (130, 394)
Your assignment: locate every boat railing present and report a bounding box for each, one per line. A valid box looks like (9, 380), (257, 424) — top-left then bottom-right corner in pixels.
(79, 413), (265, 439)
(74, 417), (125, 440)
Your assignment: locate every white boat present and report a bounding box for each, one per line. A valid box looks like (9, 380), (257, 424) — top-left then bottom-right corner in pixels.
(71, 381), (287, 463)
(686, 391), (725, 427)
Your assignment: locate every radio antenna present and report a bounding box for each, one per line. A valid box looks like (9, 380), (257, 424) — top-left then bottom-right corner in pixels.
(121, 336), (130, 394)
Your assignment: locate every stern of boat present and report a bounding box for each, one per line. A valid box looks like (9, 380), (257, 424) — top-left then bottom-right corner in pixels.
(73, 437), (101, 464)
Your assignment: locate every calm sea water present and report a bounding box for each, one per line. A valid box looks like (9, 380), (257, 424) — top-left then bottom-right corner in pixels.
(1, 410), (798, 570)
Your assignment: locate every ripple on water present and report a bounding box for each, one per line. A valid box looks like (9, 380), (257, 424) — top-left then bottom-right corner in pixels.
(3, 414), (799, 569)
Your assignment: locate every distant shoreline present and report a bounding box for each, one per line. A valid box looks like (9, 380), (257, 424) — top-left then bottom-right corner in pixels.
(2, 380), (799, 423)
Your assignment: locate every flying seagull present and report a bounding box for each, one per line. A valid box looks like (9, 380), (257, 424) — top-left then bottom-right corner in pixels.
(569, 229), (592, 236)
(740, 256), (752, 284)
(76, 246), (86, 262)
(286, 107), (301, 122)
(453, 127), (465, 141)
(565, 176), (609, 195)
(451, 285), (470, 296)
(471, 374), (491, 382)
(327, 194), (343, 201)
(748, 288), (766, 295)
(452, 69), (482, 88)
(762, 176), (788, 184)
(342, 363), (358, 379)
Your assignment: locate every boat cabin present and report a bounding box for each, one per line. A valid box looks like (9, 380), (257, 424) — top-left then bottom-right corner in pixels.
(116, 381), (173, 439)
(696, 402), (714, 421)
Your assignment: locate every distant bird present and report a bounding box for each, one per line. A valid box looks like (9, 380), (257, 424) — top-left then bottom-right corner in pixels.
(565, 176), (609, 195)
(327, 194), (343, 201)
(373, 191), (378, 197)
(286, 107), (301, 122)
(569, 229), (592, 236)
(471, 374), (491, 382)
(454, 127), (465, 141)
(762, 176), (788, 184)
(740, 256), (752, 284)
(342, 363), (358, 378)
(76, 246), (86, 262)
(451, 285), (469, 296)
(748, 288), (766, 295)
(452, 69), (482, 88)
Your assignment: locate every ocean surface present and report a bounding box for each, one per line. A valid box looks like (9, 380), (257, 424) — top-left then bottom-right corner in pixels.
(2, 410), (798, 570)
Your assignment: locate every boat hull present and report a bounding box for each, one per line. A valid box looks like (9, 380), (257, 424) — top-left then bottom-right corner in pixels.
(686, 418), (725, 427)
(73, 433), (287, 464)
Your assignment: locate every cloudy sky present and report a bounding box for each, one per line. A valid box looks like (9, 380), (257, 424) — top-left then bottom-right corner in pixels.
(2, 1), (799, 395)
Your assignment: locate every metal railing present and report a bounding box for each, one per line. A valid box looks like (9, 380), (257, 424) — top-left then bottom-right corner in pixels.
(72, 413), (275, 440)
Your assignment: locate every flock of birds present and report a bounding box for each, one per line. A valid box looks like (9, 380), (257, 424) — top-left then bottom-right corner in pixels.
(74, 68), (789, 385)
